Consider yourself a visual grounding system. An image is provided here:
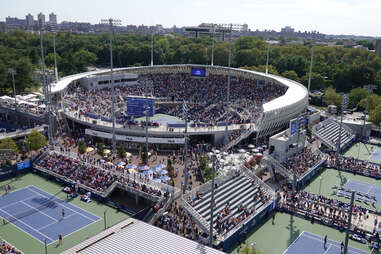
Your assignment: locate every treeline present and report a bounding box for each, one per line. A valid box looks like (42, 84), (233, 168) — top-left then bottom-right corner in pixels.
(0, 30), (380, 97)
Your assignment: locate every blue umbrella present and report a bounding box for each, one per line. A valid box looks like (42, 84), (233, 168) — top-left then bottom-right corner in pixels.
(156, 163), (166, 169)
(143, 170), (153, 175)
(160, 175), (170, 181)
(117, 161), (126, 167)
(151, 166), (160, 172)
(127, 164), (137, 169)
(157, 169), (168, 175)
(139, 165), (150, 171)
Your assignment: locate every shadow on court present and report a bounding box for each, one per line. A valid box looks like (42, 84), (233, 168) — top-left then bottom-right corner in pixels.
(286, 214), (300, 246)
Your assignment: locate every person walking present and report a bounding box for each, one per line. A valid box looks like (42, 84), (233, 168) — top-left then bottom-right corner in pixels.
(324, 235), (327, 250)
(61, 208), (65, 219)
(58, 233), (63, 246)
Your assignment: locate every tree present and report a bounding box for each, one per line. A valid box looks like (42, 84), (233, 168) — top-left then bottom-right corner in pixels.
(0, 137), (19, 153)
(369, 104), (381, 127)
(198, 154), (212, 182)
(97, 143), (104, 156)
(25, 130), (47, 151)
(324, 86), (342, 108)
(118, 144), (126, 159)
(282, 70), (299, 82)
(141, 145), (148, 164)
(78, 141), (86, 154)
(348, 87), (367, 109)
(301, 72), (326, 91)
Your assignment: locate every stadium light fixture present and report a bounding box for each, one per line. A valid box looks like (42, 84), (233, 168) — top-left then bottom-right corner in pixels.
(50, 24), (59, 82)
(182, 100), (189, 194)
(216, 24), (244, 144)
(100, 18), (122, 152)
(8, 69), (17, 109)
(336, 94), (348, 153)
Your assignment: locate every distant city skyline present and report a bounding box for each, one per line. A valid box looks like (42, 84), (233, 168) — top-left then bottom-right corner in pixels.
(0, 0), (380, 37)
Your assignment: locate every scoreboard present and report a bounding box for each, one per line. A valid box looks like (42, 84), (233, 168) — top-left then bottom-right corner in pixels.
(126, 96), (154, 117)
(190, 67), (206, 77)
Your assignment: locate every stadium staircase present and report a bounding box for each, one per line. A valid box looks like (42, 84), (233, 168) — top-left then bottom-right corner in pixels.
(312, 118), (355, 151)
(263, 154), (293, 181)
(182, 169), (274, 240)
(222, 127), (254, 152)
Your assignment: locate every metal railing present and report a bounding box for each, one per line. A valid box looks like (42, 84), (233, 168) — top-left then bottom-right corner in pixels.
(264, 155), (293, 180)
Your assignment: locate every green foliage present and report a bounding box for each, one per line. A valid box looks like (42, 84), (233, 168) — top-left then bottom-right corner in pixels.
(1, 30), (381, 97)
(198, 154), (212, 181)
(0, 137), (19, 153)
(281, 70), (299, 82)
(238, 243), (263, 254)
(141, 145), (148, 164)
(324, 87), (343, 108)
(25, 130), (47, 151)
(78, 141), (86, 154)
(97, 143), (104, 156)
(118, 144), (126, 159)
(369, 104), (381, 126)
(348, 87), (367, 109)
(358, 94), (381, 112)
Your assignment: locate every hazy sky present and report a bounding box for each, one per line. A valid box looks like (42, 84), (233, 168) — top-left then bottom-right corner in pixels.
(1, 0), (380, 37)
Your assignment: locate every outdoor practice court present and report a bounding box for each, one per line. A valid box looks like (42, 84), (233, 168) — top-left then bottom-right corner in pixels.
(339, 179), (381, 206)
(283, 231), (369, 254)
(369, 149), (381, 163)
(0, 186), (100, 245)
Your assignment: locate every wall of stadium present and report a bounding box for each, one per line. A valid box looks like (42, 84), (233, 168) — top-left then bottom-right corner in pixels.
(52, 65), (308, 138)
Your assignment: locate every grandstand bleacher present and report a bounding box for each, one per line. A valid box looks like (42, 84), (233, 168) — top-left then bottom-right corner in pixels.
(312, 118), (355, 151)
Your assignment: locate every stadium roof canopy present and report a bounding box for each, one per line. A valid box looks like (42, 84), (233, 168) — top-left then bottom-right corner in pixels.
(62, 218), (225, 254)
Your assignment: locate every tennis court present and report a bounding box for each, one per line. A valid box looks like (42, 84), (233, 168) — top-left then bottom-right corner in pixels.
(338, 179), (381, 206)
(283, 231), (369, 254)
(0, 185), (100, 245)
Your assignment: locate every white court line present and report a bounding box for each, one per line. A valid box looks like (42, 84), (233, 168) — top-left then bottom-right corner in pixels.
(0, 195), (39, 210)
(304, 232), (367, 254)
(282, 231), (305, 254)
(0, 207), (54, 242)
(20, 201), (58, 223)
(323, 244), (333, 254)
(27, 186), (100, 222)
(37, 212), (77, 231)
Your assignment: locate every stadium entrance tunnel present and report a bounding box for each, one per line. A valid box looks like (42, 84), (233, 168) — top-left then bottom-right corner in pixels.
(108, 187), (155, 215)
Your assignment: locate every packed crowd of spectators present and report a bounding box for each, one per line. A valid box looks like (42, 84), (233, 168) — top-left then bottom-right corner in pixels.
(188, 173), (272, 236)
(327, 154), (381, 178)
(281, 189), (370, 231)
(63, 73), (287, 126)
(282, 147), (325, 177)
(37, 151), (169, 198)
(0, 239), (21, 254)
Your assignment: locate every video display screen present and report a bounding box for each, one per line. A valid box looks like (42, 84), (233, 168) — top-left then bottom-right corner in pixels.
(190, 67), (206, 77)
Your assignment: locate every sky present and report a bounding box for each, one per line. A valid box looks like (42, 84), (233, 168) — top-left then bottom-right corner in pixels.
(0, 0), (380, 37)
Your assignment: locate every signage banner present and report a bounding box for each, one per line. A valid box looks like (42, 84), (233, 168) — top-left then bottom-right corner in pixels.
(85, 129), (185, 144)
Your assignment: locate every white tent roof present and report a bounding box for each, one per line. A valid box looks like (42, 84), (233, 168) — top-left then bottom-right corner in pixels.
(63, 218), (225, 254)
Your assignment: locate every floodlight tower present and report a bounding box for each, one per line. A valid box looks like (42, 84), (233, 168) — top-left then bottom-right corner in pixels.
(217, 23), (244, 144)
(151, 32), (154, 66)
(292, 112), (306, 194)
(8, 69), (17, 109)
(307, 42), (314, 102)
(336, 94), (348, 154)
(144, 80), (153, 155)
(182, 100), (189, 194)
(39, 20), (48, 111)
(265, 44), (270, 75)
(357, 84), (377, 159)
(101, 18), (121, 152)
(211, 25), (216, 66)
(209, 152), (220, 246)
(51, 24), (59, 82)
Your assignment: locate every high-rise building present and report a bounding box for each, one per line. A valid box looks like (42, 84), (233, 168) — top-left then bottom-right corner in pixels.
(26, 13), (34, 27)
(37, 12), (45, 27)
(5, 16), (26, 27)
(242, 24), (249, 32)
(49, 12), (57, 26)
(281, 26), (295, 34)
(376, 39), (381, 58)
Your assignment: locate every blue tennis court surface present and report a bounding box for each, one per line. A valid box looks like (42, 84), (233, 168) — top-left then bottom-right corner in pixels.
(283, 231), (369, 254)
(0, 186), (100, 245)
(340, 179), (381, 206)
(369, 150), (381, 162)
